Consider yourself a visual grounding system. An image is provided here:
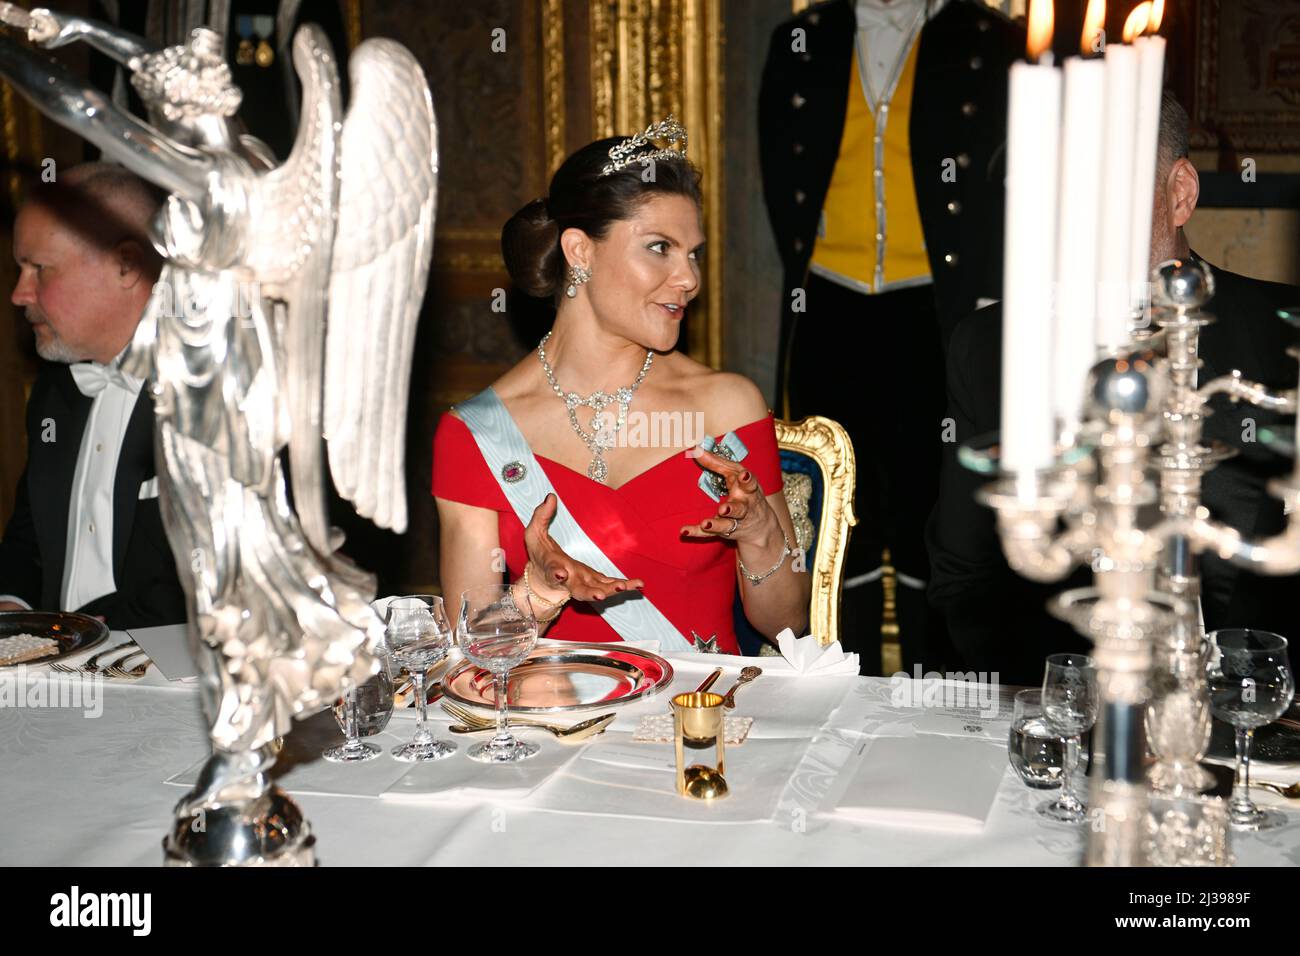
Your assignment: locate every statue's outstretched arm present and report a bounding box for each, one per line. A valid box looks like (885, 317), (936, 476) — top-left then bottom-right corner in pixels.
(1, 4), (160, 63)
(0, 32), (209, 201)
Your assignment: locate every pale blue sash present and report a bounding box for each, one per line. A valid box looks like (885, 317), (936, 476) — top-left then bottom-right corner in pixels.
(454, 386), (695, 652)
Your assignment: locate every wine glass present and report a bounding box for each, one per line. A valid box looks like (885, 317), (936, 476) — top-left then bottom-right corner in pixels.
(1206, 629), (1296, 830)
(457, 583), (539, 763)
(1038, 653), (1098, 823)
(323, 665), (394, 762)
(385, 595), (456, 762)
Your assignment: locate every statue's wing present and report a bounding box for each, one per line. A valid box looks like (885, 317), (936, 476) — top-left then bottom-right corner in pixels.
(246, 25), (343, 557)
(323, 39), (438, 534)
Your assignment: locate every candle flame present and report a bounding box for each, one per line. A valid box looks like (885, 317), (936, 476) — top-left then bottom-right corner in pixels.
(1081, 0), (1105, 55)
(1027, 0), (1053, 62)
(1150, 0), (1165, 32)
(1123, 2), (1151, 43)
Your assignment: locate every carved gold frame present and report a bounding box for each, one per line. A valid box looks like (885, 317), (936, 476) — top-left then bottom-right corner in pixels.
(776, 415), (858, 646)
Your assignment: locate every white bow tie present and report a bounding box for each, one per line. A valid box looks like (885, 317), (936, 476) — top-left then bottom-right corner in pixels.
(70, 361), (141, 398)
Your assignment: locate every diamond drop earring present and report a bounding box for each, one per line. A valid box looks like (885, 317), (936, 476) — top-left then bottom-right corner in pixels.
(566, 264), (591, 298)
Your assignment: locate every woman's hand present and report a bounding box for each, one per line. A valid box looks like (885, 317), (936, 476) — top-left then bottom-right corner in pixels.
(524, 493), (645, 602)
(679, 447), (780, 544)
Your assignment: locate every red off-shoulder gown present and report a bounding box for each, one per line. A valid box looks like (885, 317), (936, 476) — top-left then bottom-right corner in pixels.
(432, 410), (783, 655)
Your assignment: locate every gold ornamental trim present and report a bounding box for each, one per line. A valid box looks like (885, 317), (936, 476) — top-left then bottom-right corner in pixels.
(344, 0), (362, 51)
(776, 415), (859, 647)
(541, 0), (566, 178)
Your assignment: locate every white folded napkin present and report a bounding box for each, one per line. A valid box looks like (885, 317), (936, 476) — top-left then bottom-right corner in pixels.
(775, 627), (859, 675)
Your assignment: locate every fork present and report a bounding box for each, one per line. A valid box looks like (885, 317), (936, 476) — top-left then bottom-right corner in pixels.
(49, 639), (137, 675)
(103, 648), (153, 680)
(441, 697), (595, 738)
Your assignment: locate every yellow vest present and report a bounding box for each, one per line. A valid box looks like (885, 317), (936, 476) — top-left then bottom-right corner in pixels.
(809, 39), (931, 294)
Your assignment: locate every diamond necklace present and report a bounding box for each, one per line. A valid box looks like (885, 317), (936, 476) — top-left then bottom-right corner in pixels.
(537, 330), (654, 483)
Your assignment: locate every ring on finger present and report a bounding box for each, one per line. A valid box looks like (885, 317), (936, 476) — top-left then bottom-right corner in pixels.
(723, 516), (740, 536)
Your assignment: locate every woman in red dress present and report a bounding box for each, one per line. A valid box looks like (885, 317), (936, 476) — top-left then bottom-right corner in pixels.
(433, 121), (809, 654)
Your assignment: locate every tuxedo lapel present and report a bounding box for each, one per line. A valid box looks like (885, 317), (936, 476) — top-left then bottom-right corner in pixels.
(112, 388), (155, 580)
(29, 365), (92, 608)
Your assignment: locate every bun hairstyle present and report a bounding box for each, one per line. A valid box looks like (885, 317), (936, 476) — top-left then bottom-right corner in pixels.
(501, 136), (702, 300)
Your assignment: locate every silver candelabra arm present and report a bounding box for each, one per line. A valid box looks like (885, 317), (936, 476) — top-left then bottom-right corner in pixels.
(1182, 497), (1300, 574)
(1197, 370), (1297, 414)
(977, 475), (1092, 581)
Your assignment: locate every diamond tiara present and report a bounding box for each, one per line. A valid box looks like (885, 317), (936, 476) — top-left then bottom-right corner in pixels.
(599, 115), (688, 176)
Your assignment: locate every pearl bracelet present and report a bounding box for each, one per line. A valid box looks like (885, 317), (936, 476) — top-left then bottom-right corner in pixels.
(738, 528), (792, 585)
(524, 563), (569, 621)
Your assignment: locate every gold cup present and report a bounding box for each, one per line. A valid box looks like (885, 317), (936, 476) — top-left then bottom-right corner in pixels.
(671, 691), (729, 800)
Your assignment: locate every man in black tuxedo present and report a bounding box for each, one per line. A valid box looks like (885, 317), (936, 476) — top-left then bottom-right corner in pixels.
(0, 163), (185, 629)
(759, 0), (1022, 671)
(928, 97), (1300, 684)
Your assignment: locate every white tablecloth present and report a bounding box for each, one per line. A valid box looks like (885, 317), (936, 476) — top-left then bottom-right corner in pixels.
(2, 647), (1298, 866)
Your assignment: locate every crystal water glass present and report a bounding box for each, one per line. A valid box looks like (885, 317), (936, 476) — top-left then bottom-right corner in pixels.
(1038, 653), (1098, 823)
(1009, 688), (1066, 789)
(458, 583), (539, 763)
(386, 595), (456, 762)
(323, 657), (395, 763)
(1207, 629), (1295, 830)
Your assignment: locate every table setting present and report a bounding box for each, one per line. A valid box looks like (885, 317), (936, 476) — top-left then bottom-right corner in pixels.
(4, 597), (1298, 867)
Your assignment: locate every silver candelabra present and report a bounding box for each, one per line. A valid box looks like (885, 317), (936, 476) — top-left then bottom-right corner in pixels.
(976, 259), (1300, 865)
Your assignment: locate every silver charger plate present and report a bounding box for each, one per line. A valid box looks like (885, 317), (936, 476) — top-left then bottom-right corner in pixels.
(440, 641), (675, 714)
(0, 610), (110, 667)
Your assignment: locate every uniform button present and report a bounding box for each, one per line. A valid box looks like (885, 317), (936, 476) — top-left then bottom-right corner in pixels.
(794, 189), (806, 204)
(793, 238), (804, 252)
(956, 152), (971, 169)
(944, 253), (959, 267)
(808, 12), (820, 25)
(793, 141), (804, 154)
(875, 233), (884, 242)
(95, 442), (103, 453)
(961, 101), (977, 117)
(800, 53), (811, 63)
(792, 93), (806, 109)
(89, 522), (96, 534)
(947, 200), (962, 215)
(977, 18), (990, 32)
(970, 56), (983, 70)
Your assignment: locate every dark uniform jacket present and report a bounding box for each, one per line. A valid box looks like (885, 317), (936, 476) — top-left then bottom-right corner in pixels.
(759, 0), (1024, 406)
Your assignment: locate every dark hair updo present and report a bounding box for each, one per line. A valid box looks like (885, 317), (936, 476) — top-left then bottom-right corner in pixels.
(501, 136), (702, 299)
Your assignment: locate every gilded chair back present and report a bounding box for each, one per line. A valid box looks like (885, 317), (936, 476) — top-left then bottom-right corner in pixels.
(775, 415), (858, 647)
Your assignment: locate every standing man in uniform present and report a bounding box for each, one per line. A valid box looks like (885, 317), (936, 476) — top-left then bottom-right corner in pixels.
(759, 0), (1023, 671)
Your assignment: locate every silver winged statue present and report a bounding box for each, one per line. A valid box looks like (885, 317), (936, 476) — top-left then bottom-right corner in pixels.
(0, 4), (437, 864)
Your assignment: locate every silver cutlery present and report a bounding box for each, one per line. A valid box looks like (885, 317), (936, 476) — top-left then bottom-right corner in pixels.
(446, 712), (615, 743)
(49, 639), (137, 675)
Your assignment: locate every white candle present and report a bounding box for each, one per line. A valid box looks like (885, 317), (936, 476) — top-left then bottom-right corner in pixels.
(1096, 42), (1139, 350)
(1053, 55), (1105, 430)
(1128, 33), (1166, 320)
(1001, 56), (1061, 474)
